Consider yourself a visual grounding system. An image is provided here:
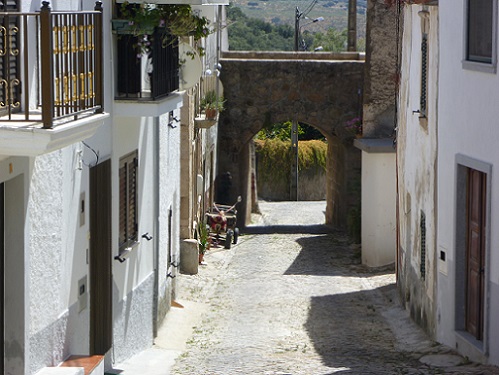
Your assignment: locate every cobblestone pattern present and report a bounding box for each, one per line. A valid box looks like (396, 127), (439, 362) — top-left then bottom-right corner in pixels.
(172, 202), (499, 375)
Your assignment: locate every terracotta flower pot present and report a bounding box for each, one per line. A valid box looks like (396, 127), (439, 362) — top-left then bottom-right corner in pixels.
(205, 108), (218, 120)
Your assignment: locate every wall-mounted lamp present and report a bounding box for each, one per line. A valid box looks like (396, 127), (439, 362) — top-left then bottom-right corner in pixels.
(142, 233), (153, 241)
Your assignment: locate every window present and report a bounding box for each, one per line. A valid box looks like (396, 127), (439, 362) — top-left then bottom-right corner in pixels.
(420, 211), (426, 280)
(464, 0), (497, 72)
(418, 9), (430, 120)
(420, 30), (429, 117)
(119, 151), (138, 250)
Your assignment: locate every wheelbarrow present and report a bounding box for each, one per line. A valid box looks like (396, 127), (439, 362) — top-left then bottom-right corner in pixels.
(205, 196), (241, 249)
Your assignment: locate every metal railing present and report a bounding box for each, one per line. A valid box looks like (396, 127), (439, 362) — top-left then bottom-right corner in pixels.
(116, 29), (179, 100)
(0, 1), (103, 129)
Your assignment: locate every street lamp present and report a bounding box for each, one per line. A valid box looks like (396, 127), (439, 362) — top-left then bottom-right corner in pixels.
(294, 0), (323, 52)
(291, 1), (323, 201)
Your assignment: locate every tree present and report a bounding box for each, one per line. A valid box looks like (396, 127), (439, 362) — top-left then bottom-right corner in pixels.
(313, 28), (348, 52)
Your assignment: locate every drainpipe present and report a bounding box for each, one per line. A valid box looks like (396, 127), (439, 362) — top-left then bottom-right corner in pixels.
(152, 116), (160, 337)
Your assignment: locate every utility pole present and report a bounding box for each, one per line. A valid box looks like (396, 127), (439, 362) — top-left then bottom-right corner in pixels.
(290, 118), (299, 201)
(294, 6), (300, 52)
(347, 0), (357, 51)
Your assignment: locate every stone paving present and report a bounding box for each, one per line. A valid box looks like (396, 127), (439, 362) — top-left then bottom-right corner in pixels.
(171, 201), (499, 375)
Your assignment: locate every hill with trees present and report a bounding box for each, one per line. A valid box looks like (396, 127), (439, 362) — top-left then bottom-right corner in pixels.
(227, 0), (366, 51)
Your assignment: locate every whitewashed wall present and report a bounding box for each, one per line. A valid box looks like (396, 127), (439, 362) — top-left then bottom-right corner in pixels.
(437, 0), (499, 365)
(396, 4), (439, 336)
(361, 151), (396, 267)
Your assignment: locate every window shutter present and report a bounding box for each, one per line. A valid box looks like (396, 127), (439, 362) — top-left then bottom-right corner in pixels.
(127, 157), (138, 243)
(119, 164), (127, 247)
(119, 151), (139, 251)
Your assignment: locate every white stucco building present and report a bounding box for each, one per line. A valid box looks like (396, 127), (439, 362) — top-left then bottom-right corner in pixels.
(396, 2), (439, 337)
(0, 0), (226, 374)
(397, 0), (499, 367)
(436, 0), (499, 366)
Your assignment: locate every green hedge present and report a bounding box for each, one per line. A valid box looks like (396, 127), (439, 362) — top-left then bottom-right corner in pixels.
(254, 138), (327, 188)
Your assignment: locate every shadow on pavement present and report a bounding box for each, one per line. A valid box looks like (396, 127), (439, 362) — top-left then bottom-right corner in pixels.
(284, 234), (360, 276)
(304, 285), (423, 374)
(243, 224), (333, 235)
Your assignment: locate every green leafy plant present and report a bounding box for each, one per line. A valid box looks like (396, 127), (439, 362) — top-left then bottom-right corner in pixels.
(200, 90), (225, 112)
(197, 221), (210, 255)
(116, 2), (212, 56)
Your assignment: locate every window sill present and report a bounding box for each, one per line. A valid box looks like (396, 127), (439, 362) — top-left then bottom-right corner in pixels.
(115, 241), (139, 263)
(462, 60), (497, 74)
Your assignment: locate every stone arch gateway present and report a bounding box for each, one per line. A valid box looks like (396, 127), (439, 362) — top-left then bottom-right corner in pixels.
(217, 51), (365, 228)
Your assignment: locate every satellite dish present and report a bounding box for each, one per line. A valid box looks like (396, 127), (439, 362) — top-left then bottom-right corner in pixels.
(179, 42), (202, 90)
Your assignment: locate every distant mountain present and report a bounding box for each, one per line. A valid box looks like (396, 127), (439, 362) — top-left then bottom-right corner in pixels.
(230, 0), (367, 35)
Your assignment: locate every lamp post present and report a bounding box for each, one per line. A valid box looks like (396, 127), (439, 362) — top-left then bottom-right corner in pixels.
(347, 0), (357, 51)
(291, 2), (322, 201)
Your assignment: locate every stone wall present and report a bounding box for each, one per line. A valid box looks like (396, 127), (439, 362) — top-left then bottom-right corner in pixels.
(218, 52), (364, 228)
(363, 0), (401, 138)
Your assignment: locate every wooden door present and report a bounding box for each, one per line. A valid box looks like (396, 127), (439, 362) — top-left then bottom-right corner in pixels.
(89, 160), (113, 354)
(466, 168), (486, 340)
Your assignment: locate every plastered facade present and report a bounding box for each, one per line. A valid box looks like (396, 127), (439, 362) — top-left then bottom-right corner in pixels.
(396, 4), (438, 337)
(0, 0), (212, 373)
(437, 0), (499, 365)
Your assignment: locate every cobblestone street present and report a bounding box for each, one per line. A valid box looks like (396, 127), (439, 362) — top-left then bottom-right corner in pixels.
(170, 201), (499, 375)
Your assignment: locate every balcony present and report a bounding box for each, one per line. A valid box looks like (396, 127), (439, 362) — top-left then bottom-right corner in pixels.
(113, 27), (183, 117)
(115, 0), (230, 6)
(0, 2), (108, 156)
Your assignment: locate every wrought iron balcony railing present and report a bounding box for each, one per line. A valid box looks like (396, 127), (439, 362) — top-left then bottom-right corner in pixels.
(0, 1), (103, 129)
(115, 29), (179, 100)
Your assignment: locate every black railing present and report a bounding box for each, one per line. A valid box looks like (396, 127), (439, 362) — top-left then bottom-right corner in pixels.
(0, 1), (104, 129)
(116, 29), (179, 100)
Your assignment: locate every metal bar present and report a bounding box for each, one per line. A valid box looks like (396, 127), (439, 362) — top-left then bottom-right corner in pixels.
(347, 0), (357, 52)
(23, 14), (29, 120)
(93, 1), (103, 111)
(39, 1), (54, 128)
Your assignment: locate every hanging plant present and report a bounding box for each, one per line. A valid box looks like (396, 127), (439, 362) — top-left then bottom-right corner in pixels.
(114, 2), (212, 57)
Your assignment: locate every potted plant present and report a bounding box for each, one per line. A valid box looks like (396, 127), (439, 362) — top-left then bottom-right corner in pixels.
(200, 90), (225, 120)
(345, 116), (362, 138)
(197, 221), (210, 264)
(113, 2), (211, 56)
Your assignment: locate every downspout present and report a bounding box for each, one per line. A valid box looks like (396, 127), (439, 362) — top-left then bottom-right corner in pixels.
(152, 116), (160, 337)
(394, 1), (403, 283)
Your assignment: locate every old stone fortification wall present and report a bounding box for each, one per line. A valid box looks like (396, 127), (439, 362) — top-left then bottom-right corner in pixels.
(363, 0), (400, 138)
(218, 52), (364, 228)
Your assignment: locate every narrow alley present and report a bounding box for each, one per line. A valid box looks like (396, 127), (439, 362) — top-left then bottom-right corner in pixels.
(163, 201), (499, 375)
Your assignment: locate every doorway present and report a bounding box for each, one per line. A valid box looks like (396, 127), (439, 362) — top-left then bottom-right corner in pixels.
(465, 168), (486, 340)
(89, 159), (113, 354)
(455, 156), (491, 349)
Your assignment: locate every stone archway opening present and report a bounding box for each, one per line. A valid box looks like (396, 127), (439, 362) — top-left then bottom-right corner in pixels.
(253, 120), (327, 200)
(216, 51), (364, 231)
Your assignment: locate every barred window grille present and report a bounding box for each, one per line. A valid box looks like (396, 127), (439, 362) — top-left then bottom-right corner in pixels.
(420, 33), (428, 116)
(420, 211), (426, 280)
